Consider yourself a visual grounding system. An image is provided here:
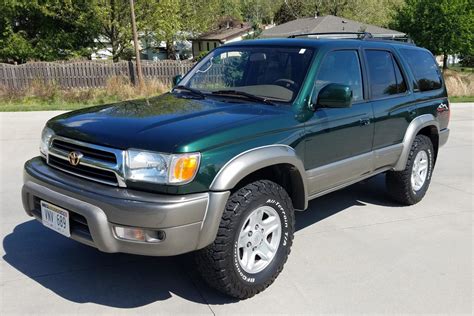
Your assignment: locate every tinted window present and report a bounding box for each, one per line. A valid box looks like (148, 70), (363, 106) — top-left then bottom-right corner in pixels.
(183, 46), (314, 102)
(366, 50), (407, 98)
(393, 58), (407, 93)
(401, 49), (442, 91)
(315, 50), (363, 101)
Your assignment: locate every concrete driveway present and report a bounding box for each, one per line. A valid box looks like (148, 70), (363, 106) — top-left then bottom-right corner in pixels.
(0, 104), (472, 315)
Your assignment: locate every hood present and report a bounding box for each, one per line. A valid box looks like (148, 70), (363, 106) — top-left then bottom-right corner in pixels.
(47, 93), (291, 153)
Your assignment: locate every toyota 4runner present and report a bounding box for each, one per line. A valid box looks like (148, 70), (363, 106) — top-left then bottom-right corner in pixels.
(22, 34), (450, 299)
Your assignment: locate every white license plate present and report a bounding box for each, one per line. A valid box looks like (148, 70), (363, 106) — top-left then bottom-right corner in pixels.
(40, 200), (71, 237)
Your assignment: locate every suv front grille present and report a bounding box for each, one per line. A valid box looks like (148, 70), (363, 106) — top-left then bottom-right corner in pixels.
(46, 136), (125, 187)
(48, 155), (119, 185)
(52, 139), (117, 164)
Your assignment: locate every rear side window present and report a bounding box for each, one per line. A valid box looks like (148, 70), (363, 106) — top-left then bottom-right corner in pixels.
(366, 50), (407, 99)
(315, 50), (363, 101)
(400, 49), (442, 91)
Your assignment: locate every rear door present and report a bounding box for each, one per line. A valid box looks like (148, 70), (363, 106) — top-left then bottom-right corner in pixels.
(364, 48), (414, 169)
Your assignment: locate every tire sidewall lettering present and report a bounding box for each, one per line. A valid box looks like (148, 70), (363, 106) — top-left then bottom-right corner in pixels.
(232, 194), (291, 284)
(411, 143), (433, 196)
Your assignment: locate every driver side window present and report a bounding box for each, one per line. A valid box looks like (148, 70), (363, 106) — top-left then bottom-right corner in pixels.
(315, 50), (363, 102)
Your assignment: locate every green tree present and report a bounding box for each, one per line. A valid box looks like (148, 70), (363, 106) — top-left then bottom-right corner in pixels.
(148, 0), (181, 59)
(273, 0), (402, 26)
(393, 0), (474, 69)
(241, 0), (282, 25)
(0, 0), (99, 63)
(274, 0), (314, 24)
(220, 0), (243, 21)
(143, 0), (221, 59)
(95, 0), (135, 62)
(342, 0), (404, 27)
(180, 0), (220, 34)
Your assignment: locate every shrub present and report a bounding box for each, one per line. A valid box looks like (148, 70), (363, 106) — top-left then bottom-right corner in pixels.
(444, 70), (474, 97)
(459, 55), (474, 68)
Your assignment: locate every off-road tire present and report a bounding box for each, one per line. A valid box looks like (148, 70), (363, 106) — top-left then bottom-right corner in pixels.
(195, 180), (295, 299)
(386, 134), (434, 205)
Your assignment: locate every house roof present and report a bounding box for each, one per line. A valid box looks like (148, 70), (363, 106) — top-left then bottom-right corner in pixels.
(195, 23), (253, 42)
(261, 15), (405, 38)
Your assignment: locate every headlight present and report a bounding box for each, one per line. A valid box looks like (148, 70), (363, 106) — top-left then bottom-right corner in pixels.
(125, 150), (200, 185)
(40, 127), (55, 156)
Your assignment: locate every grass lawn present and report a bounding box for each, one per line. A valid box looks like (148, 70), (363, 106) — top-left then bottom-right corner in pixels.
(0, 97), (122, 112)
(448, 66), (474, 73)
(0, 78), (169, 112)
(449, 96), (474, 103)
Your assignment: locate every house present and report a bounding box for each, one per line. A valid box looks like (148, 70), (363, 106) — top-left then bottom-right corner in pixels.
(261, 15), (405, 39)
(192, 22), (253, 58)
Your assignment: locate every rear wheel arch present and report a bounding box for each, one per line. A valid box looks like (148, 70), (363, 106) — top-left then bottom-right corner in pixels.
(394, 114), (439, 171)
(417, 125), (439, 163)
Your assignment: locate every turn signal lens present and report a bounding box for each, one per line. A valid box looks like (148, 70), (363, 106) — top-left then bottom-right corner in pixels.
(169, 153), (200, 184)
(114, 226), (165, 243)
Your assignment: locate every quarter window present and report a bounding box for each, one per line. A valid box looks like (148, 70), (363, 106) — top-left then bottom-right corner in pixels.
(366, 50), (407, 99)
(315, 50), (363, 102)
(400, 49), (442, 91)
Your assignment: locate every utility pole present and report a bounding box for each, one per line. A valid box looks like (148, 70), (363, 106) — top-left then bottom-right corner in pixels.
(129, 0), (144, 87)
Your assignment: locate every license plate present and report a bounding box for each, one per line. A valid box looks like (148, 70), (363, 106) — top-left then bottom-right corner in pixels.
(40, 200), (71, 237)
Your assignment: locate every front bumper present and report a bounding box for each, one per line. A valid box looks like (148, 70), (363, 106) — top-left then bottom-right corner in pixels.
(22, 157), (230, 256)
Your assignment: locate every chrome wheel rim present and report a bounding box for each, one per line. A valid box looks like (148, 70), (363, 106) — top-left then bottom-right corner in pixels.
(411, 150), (429, 191)
(237, 205), (282, 274)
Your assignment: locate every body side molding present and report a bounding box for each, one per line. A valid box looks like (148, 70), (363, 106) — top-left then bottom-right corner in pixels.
(210, 145), (308, 210)
(393, 114), (439, 171)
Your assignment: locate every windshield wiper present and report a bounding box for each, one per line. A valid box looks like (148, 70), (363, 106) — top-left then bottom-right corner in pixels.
(172, 85), (205, 99)
(211, 90), (275, 105)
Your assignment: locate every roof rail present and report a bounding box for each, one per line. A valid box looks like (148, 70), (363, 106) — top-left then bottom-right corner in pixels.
(288, 32), (373, 39)
(288, 31), (415, 44)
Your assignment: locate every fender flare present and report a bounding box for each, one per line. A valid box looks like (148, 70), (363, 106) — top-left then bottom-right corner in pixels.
(393, 114), (439, 171)
(210, 144), (308, 210)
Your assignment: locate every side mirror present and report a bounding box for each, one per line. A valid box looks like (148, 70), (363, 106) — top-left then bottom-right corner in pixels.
(172, 74), (183, 87)
(310, 83), (352, 111)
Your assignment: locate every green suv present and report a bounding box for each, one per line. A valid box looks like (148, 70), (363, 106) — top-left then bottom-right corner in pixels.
(22, 35), (450, 299)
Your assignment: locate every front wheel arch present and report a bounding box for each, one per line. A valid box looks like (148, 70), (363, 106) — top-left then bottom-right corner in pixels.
(210, 145), (308, 210)
(232, 163), (306, 211)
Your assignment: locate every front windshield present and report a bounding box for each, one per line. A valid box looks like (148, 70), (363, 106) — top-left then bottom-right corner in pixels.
(179, 46), (315, 103)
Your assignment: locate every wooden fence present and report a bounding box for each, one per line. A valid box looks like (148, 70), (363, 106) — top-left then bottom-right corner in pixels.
(0, 60), (195, 90)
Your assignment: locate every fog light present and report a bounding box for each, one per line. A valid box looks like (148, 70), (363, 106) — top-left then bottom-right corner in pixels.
(114, 226), (165, 243)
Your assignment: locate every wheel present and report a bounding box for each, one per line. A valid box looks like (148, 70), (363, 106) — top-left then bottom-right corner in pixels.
(386, 134), (434, 205)
(195, 180), (295, 299)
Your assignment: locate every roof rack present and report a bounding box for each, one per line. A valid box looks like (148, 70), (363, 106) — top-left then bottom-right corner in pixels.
(288, 32), (374, 39)
(288, 31), (414, 44)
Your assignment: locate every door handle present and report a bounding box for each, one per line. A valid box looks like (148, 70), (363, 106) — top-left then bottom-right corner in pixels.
(359, 118), (371, 126)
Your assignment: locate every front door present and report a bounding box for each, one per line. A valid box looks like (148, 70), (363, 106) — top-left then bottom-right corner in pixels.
(304, 49), (374, 196)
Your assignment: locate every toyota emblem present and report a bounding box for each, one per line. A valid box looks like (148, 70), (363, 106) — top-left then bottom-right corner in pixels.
(68, 151), (83, 166)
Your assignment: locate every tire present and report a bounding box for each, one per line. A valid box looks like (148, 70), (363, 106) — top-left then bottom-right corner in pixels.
(386, 134), (434, 205)
(195, 180), (295, 299)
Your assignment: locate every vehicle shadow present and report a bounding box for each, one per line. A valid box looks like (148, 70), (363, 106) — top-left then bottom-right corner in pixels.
(3, 174), (400, 307)
(296, 173), (401, 231)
